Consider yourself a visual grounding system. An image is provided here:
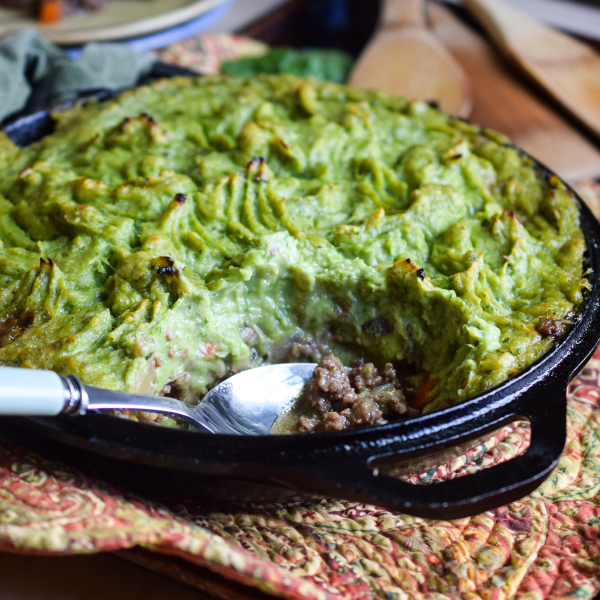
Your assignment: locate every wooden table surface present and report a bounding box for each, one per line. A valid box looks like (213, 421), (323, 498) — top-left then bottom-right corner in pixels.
(0, 552), (214, 600)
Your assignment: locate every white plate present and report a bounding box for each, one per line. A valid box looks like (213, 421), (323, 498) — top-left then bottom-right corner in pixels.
(0, 0), (228, 44)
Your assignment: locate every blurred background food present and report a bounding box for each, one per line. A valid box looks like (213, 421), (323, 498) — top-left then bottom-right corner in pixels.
(0, 0), (232, 43)
(1, 0), (114, 20)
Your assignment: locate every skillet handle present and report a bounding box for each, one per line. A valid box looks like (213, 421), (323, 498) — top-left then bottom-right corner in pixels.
(319, 385), (566, 520)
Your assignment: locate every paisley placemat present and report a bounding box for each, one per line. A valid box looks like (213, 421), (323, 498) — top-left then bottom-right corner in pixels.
(2, 35), (600, 600)
(153, 32), (268, 75)
(0, 340), (599, 600)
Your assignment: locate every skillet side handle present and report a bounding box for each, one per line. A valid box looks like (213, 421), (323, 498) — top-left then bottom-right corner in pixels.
(320, 385), (567, 520)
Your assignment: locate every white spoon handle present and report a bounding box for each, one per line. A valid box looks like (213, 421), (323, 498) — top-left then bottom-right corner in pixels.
(0, 367), (66, 416)
(0, 366), (204, 428)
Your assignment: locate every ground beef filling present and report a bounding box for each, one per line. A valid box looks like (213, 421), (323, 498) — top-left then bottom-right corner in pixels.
(297, 355), (420, 433)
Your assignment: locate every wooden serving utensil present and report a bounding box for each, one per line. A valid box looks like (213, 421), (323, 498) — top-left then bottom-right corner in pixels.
(348, 0), (472, 117)
(463, 0), (600, 141)
(428, 2), (600, 181)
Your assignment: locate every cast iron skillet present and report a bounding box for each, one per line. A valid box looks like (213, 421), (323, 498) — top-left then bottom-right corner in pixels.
(3, 79), (600, 520)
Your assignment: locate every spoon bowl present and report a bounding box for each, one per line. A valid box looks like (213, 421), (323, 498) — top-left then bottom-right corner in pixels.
(184, 363), (317, 434)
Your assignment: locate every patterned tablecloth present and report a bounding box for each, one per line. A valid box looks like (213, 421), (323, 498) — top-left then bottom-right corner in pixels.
(2, 35), (600, 600)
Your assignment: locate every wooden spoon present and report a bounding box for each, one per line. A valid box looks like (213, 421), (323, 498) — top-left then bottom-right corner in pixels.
(348, 0), (472, 117)
(428, 2), (600, 182)
(463, 0), (600, 141)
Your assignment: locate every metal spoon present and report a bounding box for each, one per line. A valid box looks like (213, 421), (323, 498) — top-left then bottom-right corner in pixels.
(0, 364), (318, 435)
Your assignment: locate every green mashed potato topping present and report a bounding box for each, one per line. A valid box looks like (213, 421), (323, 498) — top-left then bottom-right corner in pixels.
(0, 74), (588, 422)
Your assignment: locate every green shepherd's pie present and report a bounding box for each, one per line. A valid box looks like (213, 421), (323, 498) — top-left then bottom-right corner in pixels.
(0, 75), (588, 429)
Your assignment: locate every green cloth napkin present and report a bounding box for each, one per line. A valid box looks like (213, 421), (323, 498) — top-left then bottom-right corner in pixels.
(0, 29), (156, 123)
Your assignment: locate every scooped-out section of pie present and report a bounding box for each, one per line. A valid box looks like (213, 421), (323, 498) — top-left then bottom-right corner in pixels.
(0, 74), (588, 429)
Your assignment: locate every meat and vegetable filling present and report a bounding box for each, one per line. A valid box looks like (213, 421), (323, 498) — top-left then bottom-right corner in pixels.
(295, 355), (420, 433)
